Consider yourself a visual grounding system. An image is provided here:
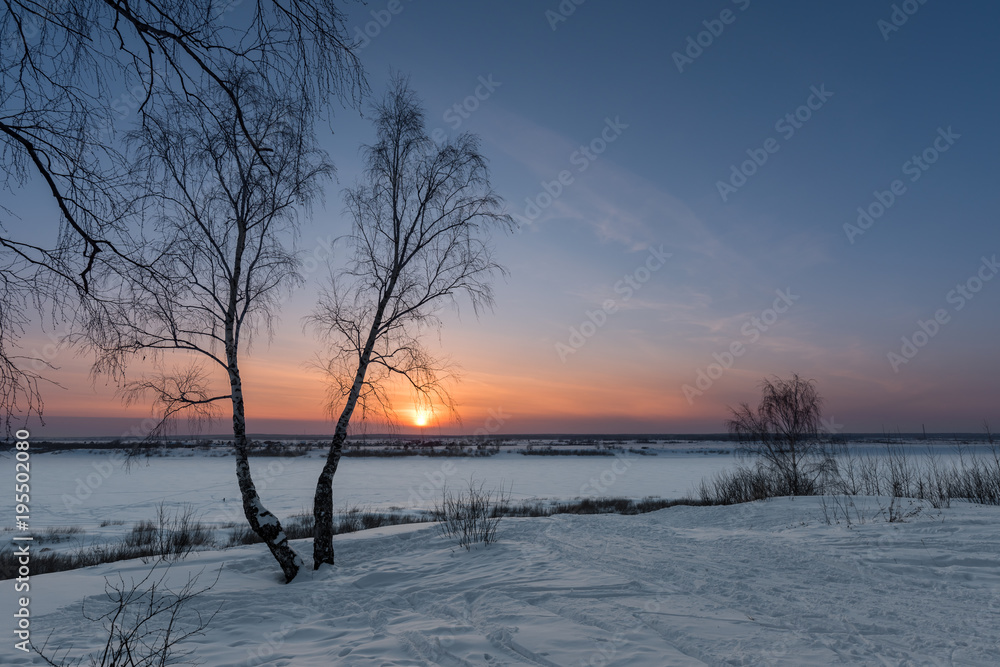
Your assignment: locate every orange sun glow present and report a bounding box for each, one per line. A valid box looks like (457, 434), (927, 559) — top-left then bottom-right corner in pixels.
(413, 408), (431, 427)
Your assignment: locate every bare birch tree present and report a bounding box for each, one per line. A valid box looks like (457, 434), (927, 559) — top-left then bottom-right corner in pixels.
(308, 77), (513, 568)
(0, 0), (365, 427)
(727, 373), (829, 495)
(78, 76), (328, 581)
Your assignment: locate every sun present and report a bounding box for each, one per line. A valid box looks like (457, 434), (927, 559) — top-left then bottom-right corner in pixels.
(413, 408), (431, 427)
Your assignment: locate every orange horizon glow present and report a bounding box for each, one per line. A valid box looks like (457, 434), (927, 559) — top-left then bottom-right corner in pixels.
(17, 319), (1000, 437)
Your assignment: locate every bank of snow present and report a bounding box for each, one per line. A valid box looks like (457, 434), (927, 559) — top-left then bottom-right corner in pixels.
(7, 497), (1000, 665)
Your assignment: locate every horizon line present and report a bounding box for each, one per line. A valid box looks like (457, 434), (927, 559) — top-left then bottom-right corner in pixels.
(30, 431), (996, 442)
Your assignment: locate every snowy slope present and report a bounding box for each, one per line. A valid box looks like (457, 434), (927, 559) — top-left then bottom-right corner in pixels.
(7, 497), (1000, 666)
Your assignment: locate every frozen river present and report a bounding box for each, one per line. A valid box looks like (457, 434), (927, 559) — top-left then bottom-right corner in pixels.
(30, 447), (735, 531)
(22, 439), (993, 534)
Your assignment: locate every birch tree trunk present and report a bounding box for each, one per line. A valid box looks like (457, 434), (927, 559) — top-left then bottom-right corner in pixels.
(313, 291), (392, 568)
(231, 366), (303, 582)
(311, 413), (350, 568)
(226, 213), (302, 581)
(312, 354), (373, 568)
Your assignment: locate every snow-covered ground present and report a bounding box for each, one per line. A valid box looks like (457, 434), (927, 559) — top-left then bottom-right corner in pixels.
(6, 496), (1000, 665)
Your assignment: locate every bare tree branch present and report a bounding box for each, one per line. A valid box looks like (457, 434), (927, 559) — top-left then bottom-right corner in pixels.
(0, 0), (367, 429)
(120, 364), (230, 441)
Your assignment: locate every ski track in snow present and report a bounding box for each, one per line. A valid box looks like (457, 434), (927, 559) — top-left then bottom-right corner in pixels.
(7, 498), (1000, 666)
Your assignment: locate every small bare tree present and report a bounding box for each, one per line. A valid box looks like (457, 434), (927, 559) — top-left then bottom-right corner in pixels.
(79, 76), (328, 581)
(33, 564), (219, 667)
(308, 76), (513, 568)
(727, 373), (829, 496)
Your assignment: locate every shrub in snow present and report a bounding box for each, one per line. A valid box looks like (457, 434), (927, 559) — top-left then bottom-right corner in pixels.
(435, 479), (511, 550)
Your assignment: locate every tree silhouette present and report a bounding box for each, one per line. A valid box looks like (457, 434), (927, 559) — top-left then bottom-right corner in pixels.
(308, 76), (512, 568)
(727, 373), (829, 495)
(78, 76), (329, 581)
(0, 0), (365, 428)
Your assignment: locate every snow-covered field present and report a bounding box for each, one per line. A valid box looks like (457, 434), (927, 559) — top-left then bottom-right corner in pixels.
(6, 496), (1000, 665)
(7, 442), (1000, 664)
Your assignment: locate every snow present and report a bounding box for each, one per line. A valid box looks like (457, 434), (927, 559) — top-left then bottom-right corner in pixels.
(29, 447), (738, 533)
(7, 496), (1000, 665)
(252, 498), (280, 528)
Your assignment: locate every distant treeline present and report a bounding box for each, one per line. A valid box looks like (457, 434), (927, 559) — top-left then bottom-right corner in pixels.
(15, 432), (996, 453)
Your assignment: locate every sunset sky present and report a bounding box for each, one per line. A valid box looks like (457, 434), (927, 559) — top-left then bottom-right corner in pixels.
(13, 0), (1000, 437)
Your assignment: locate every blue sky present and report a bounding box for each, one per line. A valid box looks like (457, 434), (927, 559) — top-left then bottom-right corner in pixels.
(14, 0), (1000, 435)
